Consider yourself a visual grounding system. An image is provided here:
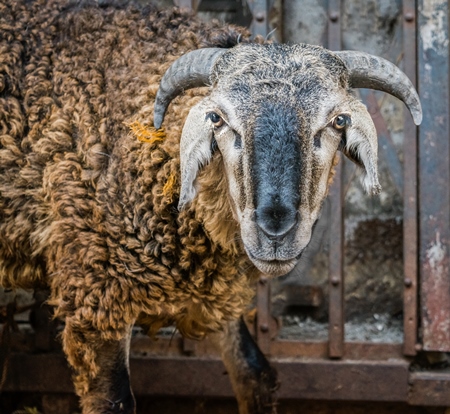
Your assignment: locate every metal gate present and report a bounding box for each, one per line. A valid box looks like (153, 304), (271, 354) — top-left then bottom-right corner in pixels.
(2, 0), (450, 409)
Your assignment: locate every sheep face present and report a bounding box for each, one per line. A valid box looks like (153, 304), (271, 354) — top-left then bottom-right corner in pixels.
(178, 44), (380, 276)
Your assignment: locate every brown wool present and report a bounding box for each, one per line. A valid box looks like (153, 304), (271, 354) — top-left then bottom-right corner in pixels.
(0, 0), (256, 400)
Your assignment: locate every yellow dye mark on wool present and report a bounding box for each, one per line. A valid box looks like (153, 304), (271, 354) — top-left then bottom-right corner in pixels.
(127, 120), (166, 144)
(163, 171), (178, 203)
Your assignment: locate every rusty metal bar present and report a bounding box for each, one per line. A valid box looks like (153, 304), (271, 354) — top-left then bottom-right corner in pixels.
(4, 330), (397, 363)
(246, 0), (271, 38)
(408, 370), (450, 406)
(173, 0), (201, 11)
(277, 359), (409, 402)
(248, 0), (274, 355)
(256, 276), (271, 355)
(131, 357), (234, 397)
(417, 0), (450, 352)
(1, 352), (425, 404)
(402, 0), (419, 357)
(131, 335), (405, 361)
(270, 340), (404, 360)
(3, 353), (74, 393)
(328, 157), (345, 358)
(327, 0), (344, 359)
(5, 347), (450, 405)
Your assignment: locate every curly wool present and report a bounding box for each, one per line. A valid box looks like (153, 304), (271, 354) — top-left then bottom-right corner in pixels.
(0, 0), (259, 387)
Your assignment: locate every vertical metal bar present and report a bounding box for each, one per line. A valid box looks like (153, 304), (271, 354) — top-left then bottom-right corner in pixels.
(246, 0), (271, 38)
(174, 0), (201, 11)
(402, 0), (419, 356)
(327, 0), (344, 359)
(247, 0), (274, 356)
(256, 276), (271, 355)
(418, 0), (450, 352)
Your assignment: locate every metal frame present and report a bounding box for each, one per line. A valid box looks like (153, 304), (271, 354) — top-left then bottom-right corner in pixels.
(246, 0), (273, 38)
(417, 0), (450, 352)
(402, 0), (419, 356)
(327, 0), (345, 360)
(3, 335), (450, 406)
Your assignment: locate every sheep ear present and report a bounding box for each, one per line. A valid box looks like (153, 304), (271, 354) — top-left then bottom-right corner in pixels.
(178, 100), (214, 210)
(339, 100), (382, 195)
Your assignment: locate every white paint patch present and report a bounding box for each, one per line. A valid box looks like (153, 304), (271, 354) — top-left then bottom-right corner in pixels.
(426, 231), (446, 272)
(420, 1), (449, 55)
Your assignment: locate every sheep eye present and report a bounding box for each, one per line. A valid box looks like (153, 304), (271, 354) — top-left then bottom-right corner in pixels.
(333, 114), (350, 130)
(208, 112), (224, 128)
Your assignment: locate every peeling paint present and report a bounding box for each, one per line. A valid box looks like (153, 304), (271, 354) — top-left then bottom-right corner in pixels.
(283, 0), (327, 45)
(418, 0), (450, 350)
(426, 232), (446, 270)
(422, 231), (450, 351)
(420, 0), (449, 55)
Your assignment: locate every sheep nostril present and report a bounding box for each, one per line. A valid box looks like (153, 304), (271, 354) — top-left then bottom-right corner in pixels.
(254, 205), (298, 241)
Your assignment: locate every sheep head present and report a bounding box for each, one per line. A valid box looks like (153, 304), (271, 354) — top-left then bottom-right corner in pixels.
(154, 43), (422, 277)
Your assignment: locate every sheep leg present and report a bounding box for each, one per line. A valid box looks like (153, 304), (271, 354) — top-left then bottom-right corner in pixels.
(63, 323), (135, 414)
(213, 317), (279, 414)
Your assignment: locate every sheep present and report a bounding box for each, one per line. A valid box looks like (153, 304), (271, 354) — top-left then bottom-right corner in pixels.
(0, 0), (422, 413)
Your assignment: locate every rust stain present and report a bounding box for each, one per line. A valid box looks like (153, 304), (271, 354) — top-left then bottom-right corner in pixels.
(422, 231), (450, 350)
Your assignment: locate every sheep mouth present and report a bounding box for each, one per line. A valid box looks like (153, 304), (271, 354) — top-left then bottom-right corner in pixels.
(246, 251), (301, 277)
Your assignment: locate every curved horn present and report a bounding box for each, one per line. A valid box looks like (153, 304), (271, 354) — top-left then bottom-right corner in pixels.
(335, 51), (422, 125)
(153, 48), (227, 128)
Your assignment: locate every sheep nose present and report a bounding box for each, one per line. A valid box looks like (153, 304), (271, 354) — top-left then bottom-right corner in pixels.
(254, 203), (298, 241)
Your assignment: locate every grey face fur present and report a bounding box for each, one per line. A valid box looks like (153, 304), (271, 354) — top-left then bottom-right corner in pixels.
(160, 43), (421, 276)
